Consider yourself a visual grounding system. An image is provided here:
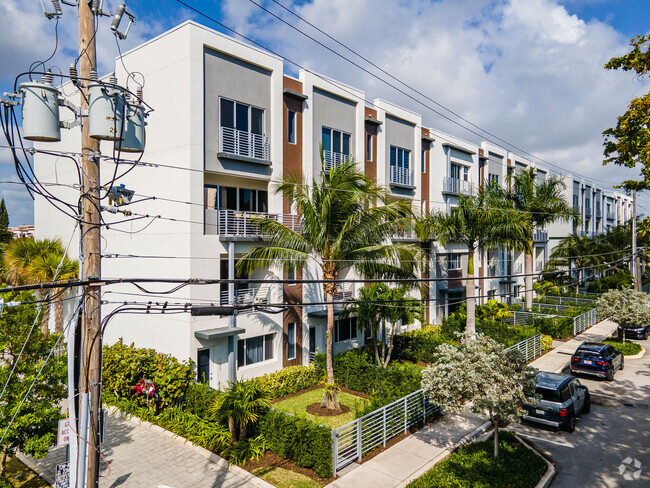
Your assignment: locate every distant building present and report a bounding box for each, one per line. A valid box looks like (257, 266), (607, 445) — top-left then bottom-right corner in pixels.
(9, 225), (35, 239)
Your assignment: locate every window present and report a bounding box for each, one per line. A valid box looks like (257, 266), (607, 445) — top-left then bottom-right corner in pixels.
(334, 317), (357, 343)
(390, 145), (410, 169)
(204, 186), (268, 213)
(287, 268), (296, 283)
(220, 98), (264, 135)
(288, 110), (296, 144)
(237, 334), (274, 367)
(448, 253), (461, 270)
(366, 133), (373, 161)
(421, 148), (426, 173)
(322, 127), (351, 156)
(287, 323), (296, 360)
(585, 198), (590, 209)
(573, 195), (579, 207)
(197, 349), (209, 384)
(488, 173), (499, 184)
(450, 163), (468, 181)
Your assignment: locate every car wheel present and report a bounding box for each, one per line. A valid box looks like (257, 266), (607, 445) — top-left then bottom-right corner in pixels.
(606, 367), (614, 381)
(620, 357), (625, 371)
(565, 414), (576, 433)
(583, 393), (591, 414)
(644, 330), (649, 340)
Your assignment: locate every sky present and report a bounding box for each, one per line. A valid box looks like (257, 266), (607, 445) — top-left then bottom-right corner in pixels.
(1, 0), (649, 225)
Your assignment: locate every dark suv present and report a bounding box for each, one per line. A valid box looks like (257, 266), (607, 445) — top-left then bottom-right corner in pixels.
(570, 342), (623, 381)
(523, 372), (590, 432)
(617, 324), (649, 340)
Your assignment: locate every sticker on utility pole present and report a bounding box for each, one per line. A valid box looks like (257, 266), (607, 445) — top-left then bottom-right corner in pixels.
(57, 418), (71, 447)
(55, 462), (69, 488)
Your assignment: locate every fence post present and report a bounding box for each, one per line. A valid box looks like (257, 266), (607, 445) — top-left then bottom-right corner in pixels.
(404, 396), (408, 434)
(383, 407), (387, 447)
(421, 393), (426, 424)
(356, 420), (362, 464)
(332, 429), (338, 478)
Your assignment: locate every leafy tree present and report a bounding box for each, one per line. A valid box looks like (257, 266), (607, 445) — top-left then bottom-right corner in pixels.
(417, 183), (530, 335)
(209, 380), (270, 445)
(347, 283), (423, 368)
(0, 291), (67, 481)
(596, 289), (650, 343)
(477, 299), (512, 321)
(238, 157), (421, 408)
(2, 238), (78, 335)
(505, 169), (578, 308)
(421, 332), (537, 458)
(0, 199), (11, 244)
(603, 35), (650, 186)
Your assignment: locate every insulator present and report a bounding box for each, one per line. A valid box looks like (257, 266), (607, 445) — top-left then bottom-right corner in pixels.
(89, 69), (98, 81)
(51, 0), (63, 16)
(69, 64), (78, 84)
(111, 4), (126, 32)
(136, 87), (143, 101)
(109, 74), (118, 85)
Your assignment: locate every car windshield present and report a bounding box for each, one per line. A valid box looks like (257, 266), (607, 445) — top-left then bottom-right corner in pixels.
(575, 349), (600, 359)
(536, 387), (559, 402)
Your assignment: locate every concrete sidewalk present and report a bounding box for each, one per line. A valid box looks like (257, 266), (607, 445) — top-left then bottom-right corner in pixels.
(531, 319), (618, 373)
(326, 412), (489, 488)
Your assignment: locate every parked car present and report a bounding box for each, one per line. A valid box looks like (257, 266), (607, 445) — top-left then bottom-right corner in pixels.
(617, 324), (649, 340)
(523, 372), (590, 432)
(570, 342), (623, 381)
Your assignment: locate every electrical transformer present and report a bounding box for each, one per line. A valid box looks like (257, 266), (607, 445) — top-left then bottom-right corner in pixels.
(18, 74), (61, 142)
(88, 79), (125, 141)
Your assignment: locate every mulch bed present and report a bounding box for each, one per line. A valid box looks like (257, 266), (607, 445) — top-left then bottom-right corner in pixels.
(306, 402), (351, 416)
(242, 451), (335, 486)
(272, 384), (370, 403)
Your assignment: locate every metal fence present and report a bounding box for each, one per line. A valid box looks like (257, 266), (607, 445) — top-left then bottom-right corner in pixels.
(219, 126), (269, 160)
(506, 310), (558, 327)
(529, 302), (573, 313)
(540, 295), (595, 306)
(332, 389), (438, 475)
(505, 333), (542, 362)
(389, 165), (415, 187)
(573, 308), (597, 335)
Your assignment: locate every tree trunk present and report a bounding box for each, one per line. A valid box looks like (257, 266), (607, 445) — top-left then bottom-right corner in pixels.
(493, 419), (499, 458)
(373, 332), (381, 367)
(323, 287), (340, 410)
(466, 250), (476, 337)
(228, 417), (238, 445)
(381, 319), (386, 362)
(40, 303), (50, 336)
(54, 290), (64, 334)
(383, 325), (396, 368)
(525, 247), (534, 309)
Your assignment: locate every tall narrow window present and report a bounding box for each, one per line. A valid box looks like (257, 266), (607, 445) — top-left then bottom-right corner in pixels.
(288, 110), (296, 144)
(287, 323), (296, 360)
(366, 133), (373, 161)
(421, 148), (426, 173)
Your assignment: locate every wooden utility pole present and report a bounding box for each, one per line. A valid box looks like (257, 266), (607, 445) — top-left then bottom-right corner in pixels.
(78, 1), (102, 486)
(633, 191), (641, 291)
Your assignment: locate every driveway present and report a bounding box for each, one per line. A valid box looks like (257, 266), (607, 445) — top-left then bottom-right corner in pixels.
(511, 336), (650, 487)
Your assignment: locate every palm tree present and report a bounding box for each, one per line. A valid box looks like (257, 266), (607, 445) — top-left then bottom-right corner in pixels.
(238, 158), (421, 409)
(506, 169), (578, 308)
(2, 238), (78, 335)
(417, 183), (530, 335)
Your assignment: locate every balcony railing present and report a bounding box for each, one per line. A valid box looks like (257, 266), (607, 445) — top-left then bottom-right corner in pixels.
(390, 228), (417, 240)
(219, 126), (269, 161)
(323, 150), (350, 172)
(596, 208), (602, 219)
(606, 211), (614, 221)
(205, 209), (300, 237)
(333, 283), (355, 301)
(220, 286), (270, 306)
(443, 177), (474, 195)
(389, 165), (414, 187)
(533, 229), (549, 242)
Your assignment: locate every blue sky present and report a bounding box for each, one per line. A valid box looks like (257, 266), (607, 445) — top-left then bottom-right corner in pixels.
(1, 0), (649, 225)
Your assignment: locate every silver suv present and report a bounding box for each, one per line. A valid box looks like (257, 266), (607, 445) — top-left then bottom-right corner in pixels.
(523, 372), (591, 432)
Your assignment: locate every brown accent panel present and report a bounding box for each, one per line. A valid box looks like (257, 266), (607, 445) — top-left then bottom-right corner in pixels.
(364, 107), (378, 182)
(283, 267), (303, 367)
(449, 269), (463, 289)
(478, 148), (485, 157)
(421, 128), (431, 214)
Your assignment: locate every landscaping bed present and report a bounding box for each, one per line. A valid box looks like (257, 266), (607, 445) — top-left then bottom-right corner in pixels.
(602, 338), (643, 356)
(406, 431), (547, 488)
(2, 456), (50, 488)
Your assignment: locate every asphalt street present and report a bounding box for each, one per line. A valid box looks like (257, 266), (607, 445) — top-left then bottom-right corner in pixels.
(512, 337), (650, 487)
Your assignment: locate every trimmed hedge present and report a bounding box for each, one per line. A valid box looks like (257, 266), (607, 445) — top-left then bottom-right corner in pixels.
(531, 316), (574, 339)
(256, 363), (320, 399)
(183, 381), (222, 419)
(258, 409), (332, 478)
(394, 325), (445, 363)
(103, 339), (195, 409)
(603, 339), (642, 356)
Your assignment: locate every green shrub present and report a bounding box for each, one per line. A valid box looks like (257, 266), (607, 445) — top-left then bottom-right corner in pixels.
(183, 382), (222, 419)
(103, 339), (195, 409)
(394, 325), (444, 363)
(222, 435), (267, 466)
(532, 316), (574, 339)
(476, 319), (538, 347)
(258, 409), (332, 477)
(587, 272), (632, 293)
(541, 334), (553, 352)
(256, 364), (320, 399)
(602, 339), (642, 356)
(406, 431), (546, 488)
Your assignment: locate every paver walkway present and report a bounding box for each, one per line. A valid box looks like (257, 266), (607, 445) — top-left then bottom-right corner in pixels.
(19, 410), (260, 488)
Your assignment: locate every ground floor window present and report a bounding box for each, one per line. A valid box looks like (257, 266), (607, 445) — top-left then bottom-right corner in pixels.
(237, 334), (274, 367)
(335, 317), (357, 343)
(197, 349), (209, 383)
(287, 323), (296, 360)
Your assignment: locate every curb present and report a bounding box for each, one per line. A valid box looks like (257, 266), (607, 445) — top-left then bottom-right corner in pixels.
(105, 406), (275, 488)
(625, 346), (646, 360)
(515, 434), (556, 488)
(456, 420), (492, 447)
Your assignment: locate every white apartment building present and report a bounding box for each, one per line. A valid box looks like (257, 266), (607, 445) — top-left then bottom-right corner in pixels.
(33, 21), (633, 387)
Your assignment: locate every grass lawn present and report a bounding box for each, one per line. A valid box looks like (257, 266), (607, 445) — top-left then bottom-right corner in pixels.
(252, 466), (320, 488)
(273, 388), (370, 428)
(406, 431), (547, 488)
(603, 338), (642, 356)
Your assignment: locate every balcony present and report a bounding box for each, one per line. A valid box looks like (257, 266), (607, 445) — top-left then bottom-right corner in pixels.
(596, 208), (602, 219)
(333, 283), (355, 301)
(533, 229), (549, 242)
(390, 228), (417, 240)
(221, 286), (270, 306)
(443, 177), (474, 196)
(219, 126), (269, 162)
(573, 204), (580, 213)
(584, 207), (592, 219)
(606, 211), (614, 221)
(323, 150), (350, 172)
(389, 165), (415, 188)
(205, 209), (300, 237)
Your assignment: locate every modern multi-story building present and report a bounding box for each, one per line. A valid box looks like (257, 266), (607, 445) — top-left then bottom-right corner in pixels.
(33, 21), (633, 388)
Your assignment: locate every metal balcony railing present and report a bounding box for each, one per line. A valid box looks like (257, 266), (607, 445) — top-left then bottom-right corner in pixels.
(389, 165), (414, 186)
(443, 177), (474, 195)
(533, 229), (548, 242)
(390, 228), (416, 240)
(211, 209), (300, 237)
(323, 150), (350, 172)
(220, 286), (270, 306)
(333, 283), (355, 301)
(219, 126), (269, 160)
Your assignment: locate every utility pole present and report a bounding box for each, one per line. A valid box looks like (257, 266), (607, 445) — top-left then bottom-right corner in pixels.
(632, 191), (641, 291)
(78, 1), (102, 486)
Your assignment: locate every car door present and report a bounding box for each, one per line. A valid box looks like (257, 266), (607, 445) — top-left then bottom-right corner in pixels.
(607, 346), (621, 370)
(570, 380), (584, 413)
